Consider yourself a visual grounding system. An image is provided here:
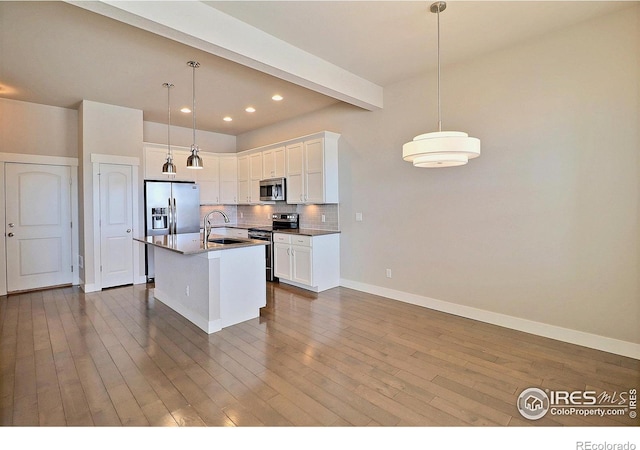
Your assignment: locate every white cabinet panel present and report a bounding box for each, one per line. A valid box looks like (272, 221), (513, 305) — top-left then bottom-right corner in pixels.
(263, 146), (286, 179)
(198, 153), (220, 204)
(273, 232), (339, 292)
(219, 156), (238, 204)
(144, 144), (196, 181)
(285, 133), (339, 204)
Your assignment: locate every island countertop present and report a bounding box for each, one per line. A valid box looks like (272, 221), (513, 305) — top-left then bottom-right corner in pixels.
(135, 232), (267, 255)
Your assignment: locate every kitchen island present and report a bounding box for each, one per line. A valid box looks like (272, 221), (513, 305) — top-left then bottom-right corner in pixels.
(135, 233), (267, 334)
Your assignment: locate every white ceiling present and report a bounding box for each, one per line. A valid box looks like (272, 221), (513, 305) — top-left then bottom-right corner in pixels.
(0, 1), (635, 136)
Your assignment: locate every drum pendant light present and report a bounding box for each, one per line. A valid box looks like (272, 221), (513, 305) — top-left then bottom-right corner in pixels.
(161, 82), (177, 175)
(402, 1), (480, 168)
(186, 60), (203, 169)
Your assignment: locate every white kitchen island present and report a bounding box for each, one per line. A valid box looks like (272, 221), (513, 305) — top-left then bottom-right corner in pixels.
(135, 233), (266, 334)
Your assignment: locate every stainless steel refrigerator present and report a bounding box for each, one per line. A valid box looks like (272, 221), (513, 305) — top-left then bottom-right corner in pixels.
(144, 180), (200, 281)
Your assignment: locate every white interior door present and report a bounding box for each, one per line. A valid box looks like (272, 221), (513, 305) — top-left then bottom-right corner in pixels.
(100, 164), (134, 288)
(5, 163), (73, 292)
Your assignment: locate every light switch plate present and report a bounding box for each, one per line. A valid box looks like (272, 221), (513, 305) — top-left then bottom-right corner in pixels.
(355, 212), (363, 222)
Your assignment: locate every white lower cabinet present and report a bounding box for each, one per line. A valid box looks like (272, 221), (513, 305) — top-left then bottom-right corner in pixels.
(273, 232), (339, 292)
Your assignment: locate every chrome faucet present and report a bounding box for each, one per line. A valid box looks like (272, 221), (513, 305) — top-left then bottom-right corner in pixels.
(203, 210), (230, 244)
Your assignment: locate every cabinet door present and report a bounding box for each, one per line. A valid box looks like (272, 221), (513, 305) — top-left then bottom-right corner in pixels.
(249, 152), (263, 203)
(237, 155), (250, 204)
(273, 147), (286, 178)
(198, 153), (220, 204)
(264, 147), (285, 179)
(273, 243), (292, 280)
(305, 138), (325, 204)
(286, 142), (304, 204)
(263, 149), (275, 179)
(292, 245), (312, 286)
(237, 180), (249, 205)
(219, 156), (238, 204)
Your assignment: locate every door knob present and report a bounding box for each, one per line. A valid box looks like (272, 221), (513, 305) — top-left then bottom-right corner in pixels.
(126, 229), (132, 233)
(7, 232), (14, 237)
(8, 223), (14, 228)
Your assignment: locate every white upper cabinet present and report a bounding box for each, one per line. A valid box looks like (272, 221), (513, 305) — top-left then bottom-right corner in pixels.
(237, 154), (250, 204)
(237, 153), (262, 204)
(285, 132), (339, 204)
(197, 152), (220, 205)
(219, 155), (238, 205)
(249, 152), (263, 203)
(262, 146), (286, 179)
(143, 143), (196, 182)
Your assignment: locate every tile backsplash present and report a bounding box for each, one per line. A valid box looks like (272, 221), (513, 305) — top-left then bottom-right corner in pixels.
(199, 203), (339, 230)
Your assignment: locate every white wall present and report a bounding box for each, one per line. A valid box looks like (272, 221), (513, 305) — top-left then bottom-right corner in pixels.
(79, 100), (144, 290)
(143, 121), (236, 153)
(236, 7), (640, 351)
(0, 98), (77, 156)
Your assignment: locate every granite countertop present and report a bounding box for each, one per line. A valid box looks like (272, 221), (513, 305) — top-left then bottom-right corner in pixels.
(135, 232), (267, 255)
(219, 224), (340, 237)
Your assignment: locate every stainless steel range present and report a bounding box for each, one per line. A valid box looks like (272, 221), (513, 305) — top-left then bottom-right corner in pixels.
(272, 213), (299, 231)
(248, 213), (299, 282)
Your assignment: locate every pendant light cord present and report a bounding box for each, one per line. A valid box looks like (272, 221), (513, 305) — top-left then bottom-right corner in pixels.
(192, 63), (196, 148)
(167, 83), (172, 158)
(436, 3), (442, 132)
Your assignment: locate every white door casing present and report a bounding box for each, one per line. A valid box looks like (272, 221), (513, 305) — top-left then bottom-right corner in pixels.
(99, 163), (134, 288)
(5, 163), (73, 292)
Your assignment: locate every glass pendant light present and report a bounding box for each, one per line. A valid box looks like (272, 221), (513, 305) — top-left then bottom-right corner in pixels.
(403, 1), (480, 168)
(186, 60), (203, 169)
(161, 82), (177, 175)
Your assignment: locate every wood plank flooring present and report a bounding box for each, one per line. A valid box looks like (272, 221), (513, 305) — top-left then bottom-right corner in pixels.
(0, 282), (638, 427)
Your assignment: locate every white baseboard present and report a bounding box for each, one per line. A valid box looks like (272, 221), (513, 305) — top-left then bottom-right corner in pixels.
(340, 278), (640, 360)
(81, 283), (101, 293)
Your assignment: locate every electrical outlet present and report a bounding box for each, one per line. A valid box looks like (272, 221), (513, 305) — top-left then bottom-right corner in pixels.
(240, 212), (244, 219)
(185, 285), (190, 296)
(321, 214), (326, 223)
(386, 269), (392, 278)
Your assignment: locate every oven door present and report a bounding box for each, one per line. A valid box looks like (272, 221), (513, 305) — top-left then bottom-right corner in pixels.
(248, 230), (273, 281)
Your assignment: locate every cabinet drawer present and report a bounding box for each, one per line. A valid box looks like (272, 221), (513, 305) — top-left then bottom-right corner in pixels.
(290, 235), (312, 247)
(228, 228), (249, 238)
(273, 233), (291, 244)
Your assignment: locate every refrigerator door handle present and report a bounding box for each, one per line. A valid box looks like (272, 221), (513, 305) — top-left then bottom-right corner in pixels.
(173, 198), (177, 234)
(167, 197), (173, 234)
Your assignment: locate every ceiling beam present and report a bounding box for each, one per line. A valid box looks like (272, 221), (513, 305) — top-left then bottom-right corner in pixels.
(67, 0), (383, 111)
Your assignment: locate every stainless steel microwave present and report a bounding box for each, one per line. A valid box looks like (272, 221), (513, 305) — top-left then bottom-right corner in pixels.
(259, 177), (286, 201)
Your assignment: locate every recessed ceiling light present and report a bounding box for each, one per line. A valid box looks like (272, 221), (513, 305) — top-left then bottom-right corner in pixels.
(223, 116), (233, 122)
(245, 106), (256, 113)
(180, 107), (191, 113)
(272, 95), (283, 101)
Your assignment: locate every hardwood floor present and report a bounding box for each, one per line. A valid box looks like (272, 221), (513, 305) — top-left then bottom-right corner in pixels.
(0, 282), (638, 427)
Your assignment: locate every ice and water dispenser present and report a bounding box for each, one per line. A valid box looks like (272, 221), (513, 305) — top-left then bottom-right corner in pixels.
(151, 207), (168, 230)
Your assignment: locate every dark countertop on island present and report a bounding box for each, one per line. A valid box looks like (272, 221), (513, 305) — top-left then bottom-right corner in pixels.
(135, 232), (267, 255)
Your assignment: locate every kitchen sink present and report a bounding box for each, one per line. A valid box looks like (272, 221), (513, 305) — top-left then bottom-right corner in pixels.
(207, 238), (245, 245)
